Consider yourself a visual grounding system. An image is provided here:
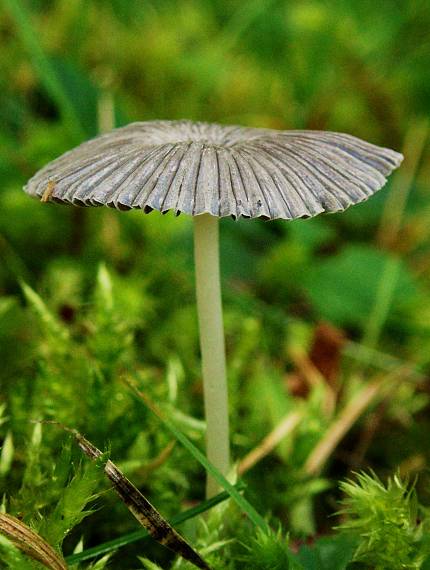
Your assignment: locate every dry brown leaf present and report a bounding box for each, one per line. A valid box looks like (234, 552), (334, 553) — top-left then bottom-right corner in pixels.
(0, 513), (67, 570)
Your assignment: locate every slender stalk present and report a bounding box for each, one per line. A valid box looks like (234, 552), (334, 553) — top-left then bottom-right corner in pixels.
(193, 214), (230, 497)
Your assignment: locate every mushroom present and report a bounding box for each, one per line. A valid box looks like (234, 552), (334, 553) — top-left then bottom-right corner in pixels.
(24, 120), (403, 497)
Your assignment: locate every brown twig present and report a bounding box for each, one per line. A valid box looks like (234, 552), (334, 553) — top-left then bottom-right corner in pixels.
(304, 378), (386, 476)
(304, 366), (413, 475)
(238, 410), (303, 476)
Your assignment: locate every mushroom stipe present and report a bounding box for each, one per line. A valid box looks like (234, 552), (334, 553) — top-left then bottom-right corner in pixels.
(24, 119), (403, 498)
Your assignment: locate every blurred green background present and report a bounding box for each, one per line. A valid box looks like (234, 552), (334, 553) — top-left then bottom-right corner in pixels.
(1, 0), (430, 566)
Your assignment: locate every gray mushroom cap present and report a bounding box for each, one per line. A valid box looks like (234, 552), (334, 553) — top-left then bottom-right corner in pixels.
(24, 120), (403, 220)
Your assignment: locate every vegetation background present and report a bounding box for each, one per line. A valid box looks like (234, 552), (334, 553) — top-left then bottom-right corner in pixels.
(0, 1), (430, 568)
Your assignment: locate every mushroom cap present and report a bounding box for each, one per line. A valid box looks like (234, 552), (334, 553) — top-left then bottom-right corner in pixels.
(24, 120), (403, 220)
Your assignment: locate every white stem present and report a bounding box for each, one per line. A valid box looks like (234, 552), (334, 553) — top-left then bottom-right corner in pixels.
(193, 214), (230, 497)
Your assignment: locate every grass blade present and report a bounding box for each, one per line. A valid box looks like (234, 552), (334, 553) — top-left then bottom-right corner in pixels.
(61, 428), (210, 569)
(126, 378), (271, 535)
(361, 256), (400, 351)
(65, 486), (243, 564)
(3, 0), (86, 140)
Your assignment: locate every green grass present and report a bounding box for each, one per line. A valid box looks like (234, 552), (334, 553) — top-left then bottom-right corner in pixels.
(1, 0), (430, 568)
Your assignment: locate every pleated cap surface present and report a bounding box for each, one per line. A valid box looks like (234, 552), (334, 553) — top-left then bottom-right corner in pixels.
(24, 120), (403, 220)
